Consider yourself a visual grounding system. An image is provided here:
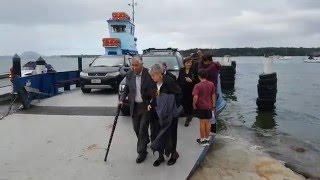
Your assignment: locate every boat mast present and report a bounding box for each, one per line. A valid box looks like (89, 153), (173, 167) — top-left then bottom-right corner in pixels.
(128, 0), (137, 23)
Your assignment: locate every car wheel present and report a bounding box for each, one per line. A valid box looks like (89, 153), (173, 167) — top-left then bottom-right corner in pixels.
(81, 88), (91, 93)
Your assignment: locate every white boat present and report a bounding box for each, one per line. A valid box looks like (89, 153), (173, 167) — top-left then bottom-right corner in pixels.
(21, 61), (56, 77)
(304, 56), (320, 63)
(277, 48), (291, 60)
(278, 56), (292, 60)
(304, 59), (320, 63)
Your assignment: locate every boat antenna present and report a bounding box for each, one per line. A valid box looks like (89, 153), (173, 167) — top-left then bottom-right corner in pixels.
(128, 0), (137, 23)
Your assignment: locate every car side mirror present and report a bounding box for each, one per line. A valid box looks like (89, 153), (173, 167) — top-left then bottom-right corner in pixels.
(120, 67), (130, 74)
(123, 67), (130, 72)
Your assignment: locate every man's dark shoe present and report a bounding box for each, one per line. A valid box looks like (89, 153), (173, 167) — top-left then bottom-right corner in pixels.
(167, 157), (177, 166)
(184, 120), (190, 127)
(184, 116), (192, 127)
(136, 153), (147, 164)
(167, 151), (179, 166)
(153, 156), (165, 167)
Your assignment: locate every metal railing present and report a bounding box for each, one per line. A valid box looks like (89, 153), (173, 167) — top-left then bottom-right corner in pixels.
(0, 73), (10, 79)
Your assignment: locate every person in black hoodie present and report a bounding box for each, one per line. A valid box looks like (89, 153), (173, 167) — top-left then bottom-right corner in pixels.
(198, 53), (221, 134)
(148, 63), (181, 167)
(162, 62), (177, 81)
(178, 57), (197, 127)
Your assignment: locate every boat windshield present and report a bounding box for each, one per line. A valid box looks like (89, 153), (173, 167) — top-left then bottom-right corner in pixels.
(22, 66), (34, 70)
(91, 56), (124, 67)
(142, 56), (179, 71)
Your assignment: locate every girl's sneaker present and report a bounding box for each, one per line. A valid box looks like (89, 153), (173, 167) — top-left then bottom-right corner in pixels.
(196, 138), (209, 146)
(201, 140), (209, 147)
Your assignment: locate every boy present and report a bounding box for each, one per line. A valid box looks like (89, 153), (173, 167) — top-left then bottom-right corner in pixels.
(192, 69), (216, 146)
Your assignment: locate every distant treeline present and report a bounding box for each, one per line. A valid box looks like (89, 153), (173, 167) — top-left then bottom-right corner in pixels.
(179, 47), (320, 57)
(60, 55), (100, 58)
(57, 47), (320, 58)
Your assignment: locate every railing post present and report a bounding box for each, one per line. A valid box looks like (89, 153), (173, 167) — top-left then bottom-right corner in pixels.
(78, 56), (83, 71)
(12, 54), (21, 77)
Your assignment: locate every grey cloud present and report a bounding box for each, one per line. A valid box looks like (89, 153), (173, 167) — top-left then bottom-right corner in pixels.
(0, 0), (320, 55)
(0, 0), (125, 25)
(288, 0), (320, 10)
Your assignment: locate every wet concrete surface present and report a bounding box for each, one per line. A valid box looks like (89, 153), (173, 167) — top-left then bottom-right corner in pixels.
(224, 125), (320, 179)
(192, 133), (306, 180)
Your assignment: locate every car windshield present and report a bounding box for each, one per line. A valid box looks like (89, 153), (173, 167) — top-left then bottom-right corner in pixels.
(91, 56), (124, 67)
(142, 56), (179, 71)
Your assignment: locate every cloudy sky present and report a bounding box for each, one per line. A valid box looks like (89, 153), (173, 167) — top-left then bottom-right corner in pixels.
(0, 0), (319, 55)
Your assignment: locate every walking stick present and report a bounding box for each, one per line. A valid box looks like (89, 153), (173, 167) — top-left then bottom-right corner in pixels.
(104, 104), (122, 162)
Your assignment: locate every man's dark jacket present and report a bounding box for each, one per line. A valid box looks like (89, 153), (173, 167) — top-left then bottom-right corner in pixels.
(120, 68), (156, 117)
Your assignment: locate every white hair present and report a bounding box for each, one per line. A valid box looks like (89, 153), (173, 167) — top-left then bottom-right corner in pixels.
(149, 63), (164, 75)
(131, 55), (143, 64)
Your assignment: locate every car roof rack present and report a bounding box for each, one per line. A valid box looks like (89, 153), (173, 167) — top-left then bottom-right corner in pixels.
(143, 48), (178, 54)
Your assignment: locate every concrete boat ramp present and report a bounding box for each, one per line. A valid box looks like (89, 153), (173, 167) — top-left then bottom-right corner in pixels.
(0, 89), (205, 180)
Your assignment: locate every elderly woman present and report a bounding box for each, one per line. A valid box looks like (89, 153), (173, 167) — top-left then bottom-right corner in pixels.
(148, 63), (181, 167)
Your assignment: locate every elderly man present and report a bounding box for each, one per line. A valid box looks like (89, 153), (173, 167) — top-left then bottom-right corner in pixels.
(119, 55), (157, 163)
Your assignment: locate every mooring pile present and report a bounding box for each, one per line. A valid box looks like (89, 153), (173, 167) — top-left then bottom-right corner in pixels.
(257, 56), (277, 111)
(220, 55), (236, 90)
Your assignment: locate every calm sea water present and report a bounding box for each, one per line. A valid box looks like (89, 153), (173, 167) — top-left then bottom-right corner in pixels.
(217, 56), (320, 150)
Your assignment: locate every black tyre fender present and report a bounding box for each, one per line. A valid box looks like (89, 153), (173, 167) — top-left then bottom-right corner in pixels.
(257, 104), (276, 111)
(231, 61), (236, 69)
(220, 68), (236, 75)
(256, 98), (276, 106)
(221, 66), (235, 71)
(258, 94), (276, 100)
(221, 81), (235, 89)
(258, 78), (277, 85)
(259, 72), (277, 80)
(220, 76), (235, 81)
(221, 80), (235, 86)
(258, 89), (277, 96)
(257, 84), (277, 91)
